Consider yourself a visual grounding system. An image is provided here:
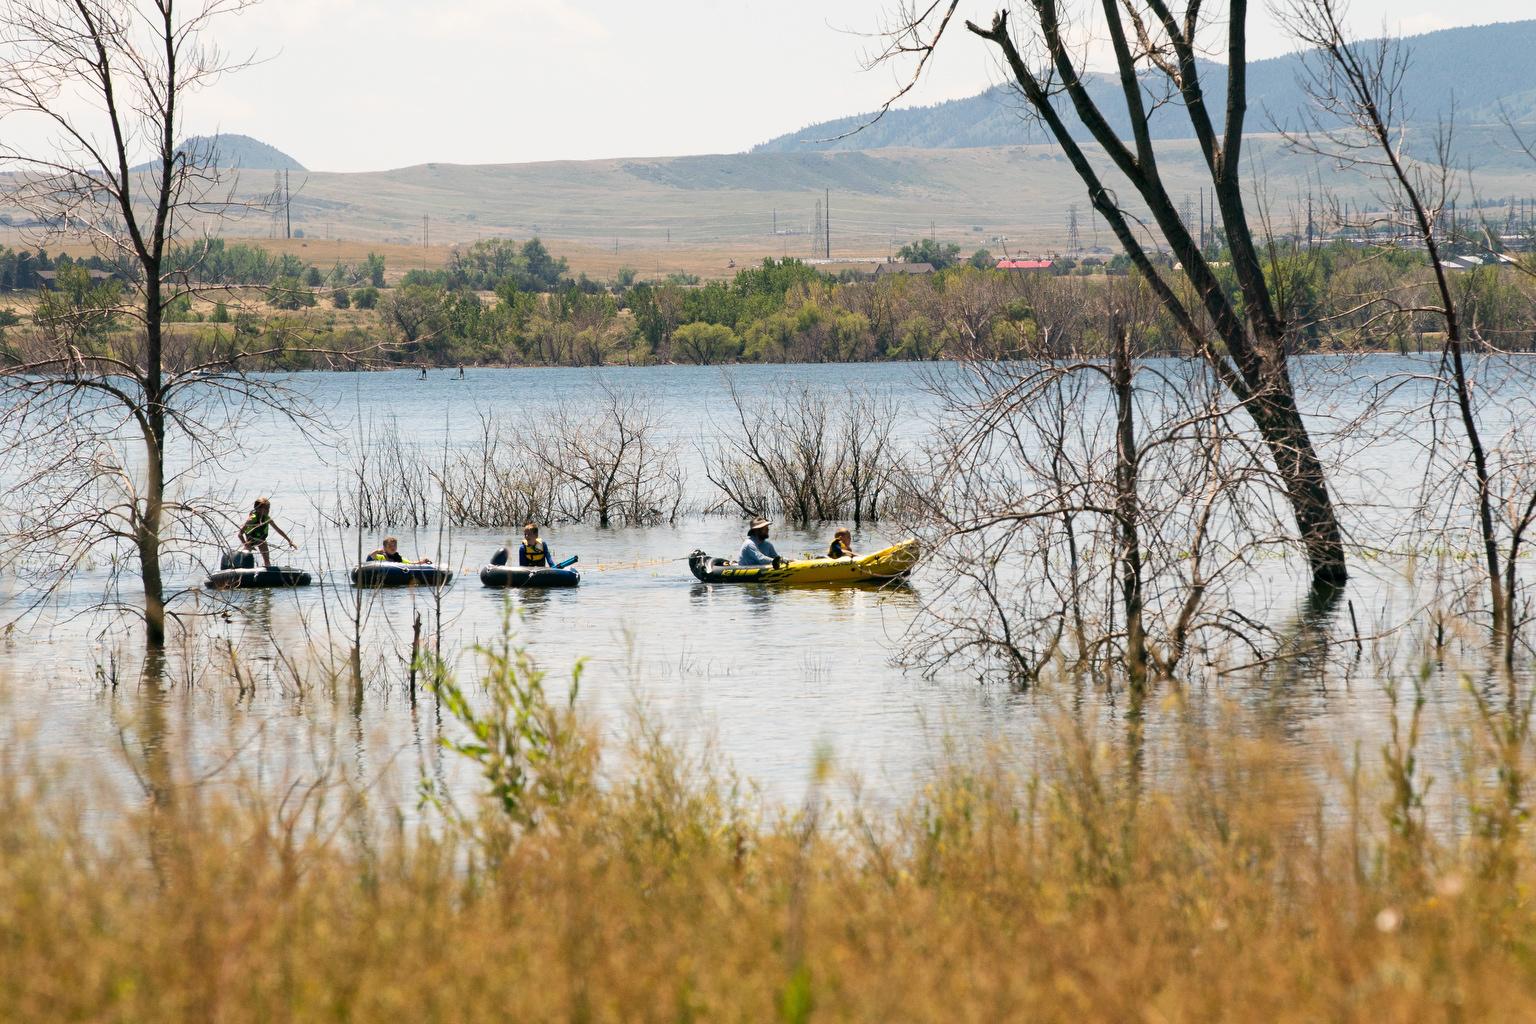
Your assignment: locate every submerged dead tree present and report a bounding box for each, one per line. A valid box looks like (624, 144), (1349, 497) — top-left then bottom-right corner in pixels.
(908, 278), (1282, 685)
(871, 1), (1349, 592)
(1279, 0), (1536, 665)
(0, 0), (362, 649)
(706, 381), (908, 525)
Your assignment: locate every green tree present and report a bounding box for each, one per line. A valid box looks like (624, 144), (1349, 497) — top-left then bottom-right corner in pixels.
(365, 252), (386, 288)
(351, 286), (380, 310)
(897, 237), (961, 270)
(519, 238), (568, 292)
(969, 248), (994, 270)
(331, 287), (350, 309)
(266, 276), (314, 310)
(671, 322), (741, 365)
(32, 265), (120, 345)
(380, 284), (452, 353)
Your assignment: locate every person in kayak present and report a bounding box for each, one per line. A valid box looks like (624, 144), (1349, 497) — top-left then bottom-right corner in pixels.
(826, 528), (857, 559)
(490, 523), (555, 568)
(367, 536), (432, 564)
(738, 517), (784, 568)
(238, 496), (294, 568)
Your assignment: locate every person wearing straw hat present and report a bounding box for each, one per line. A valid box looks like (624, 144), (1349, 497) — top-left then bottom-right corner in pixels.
(738, 516), (783, 568)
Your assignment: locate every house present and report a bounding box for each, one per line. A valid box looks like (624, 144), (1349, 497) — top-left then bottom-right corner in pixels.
(996, 258), (1054, 271)
(874, 261), (935, 277)
(36, 268), (118, 286)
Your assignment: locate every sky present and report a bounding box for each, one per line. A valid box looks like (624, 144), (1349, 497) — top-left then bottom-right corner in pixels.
(150, 0), (1536, 172)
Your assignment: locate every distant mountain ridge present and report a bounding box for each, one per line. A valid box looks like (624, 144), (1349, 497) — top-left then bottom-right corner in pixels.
(755, 20), (1536, 153)
(130, 133), (304, 172)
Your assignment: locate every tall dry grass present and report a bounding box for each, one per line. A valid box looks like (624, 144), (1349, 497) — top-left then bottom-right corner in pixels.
(3, 637), (1536, 1021)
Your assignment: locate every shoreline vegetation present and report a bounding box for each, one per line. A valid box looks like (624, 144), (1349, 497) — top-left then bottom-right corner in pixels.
(6, 620), (1536, 1021)
(4, 235), (1536, 372)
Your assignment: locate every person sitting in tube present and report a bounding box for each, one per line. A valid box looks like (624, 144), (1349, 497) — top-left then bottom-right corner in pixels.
(239, 496), (294, 568)
(826, 527), (857, 560)
(367, 536), (431, 564)
(738, 517), (784, 568)
(491, 523), (554, 568)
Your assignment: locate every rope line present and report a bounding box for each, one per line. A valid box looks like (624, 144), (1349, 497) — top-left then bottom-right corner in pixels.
(585, 555), (692, 573)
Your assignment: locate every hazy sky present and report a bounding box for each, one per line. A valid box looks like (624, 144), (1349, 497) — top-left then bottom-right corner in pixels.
(186, 1), (1531, 172)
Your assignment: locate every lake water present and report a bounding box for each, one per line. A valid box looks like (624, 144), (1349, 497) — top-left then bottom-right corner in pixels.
(0, 358), (1524, 807)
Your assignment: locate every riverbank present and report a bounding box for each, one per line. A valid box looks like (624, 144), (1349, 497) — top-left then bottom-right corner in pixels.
(3, 635), (1531, 1022)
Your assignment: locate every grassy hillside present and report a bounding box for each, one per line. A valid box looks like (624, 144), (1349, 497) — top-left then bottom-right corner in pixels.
(206, 137), (1536, 266)
(755, 19), (1536, 159)
(9, 138), (1536, 282)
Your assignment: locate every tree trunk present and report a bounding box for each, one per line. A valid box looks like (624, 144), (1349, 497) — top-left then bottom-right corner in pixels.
(1245, 376), (1349, 589)
(142, 271), (167, 648)
(1112, 323), (1148, 691)
(967, 7), (1349, 593)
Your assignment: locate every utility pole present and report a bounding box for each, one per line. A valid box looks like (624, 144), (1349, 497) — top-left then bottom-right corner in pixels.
(824, 187), (830, 259)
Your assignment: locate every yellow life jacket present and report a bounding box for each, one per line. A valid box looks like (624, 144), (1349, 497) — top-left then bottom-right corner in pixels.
(522, 541), (547, 566)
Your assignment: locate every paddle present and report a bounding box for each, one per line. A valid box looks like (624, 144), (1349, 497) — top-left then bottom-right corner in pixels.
(555, 556), (579, 569)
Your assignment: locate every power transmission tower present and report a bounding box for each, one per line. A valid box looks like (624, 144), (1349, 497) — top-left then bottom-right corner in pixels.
(811, 198), (823, 258)
(1066, 204), (1081, 253)
(824, 188), (831, 259)
(284, 169), (291, 239)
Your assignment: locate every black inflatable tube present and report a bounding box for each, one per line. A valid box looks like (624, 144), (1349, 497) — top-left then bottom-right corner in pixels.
(478, 565), (581, 588)
(206, 566), (312, 589)
(350, 562), (454, 588)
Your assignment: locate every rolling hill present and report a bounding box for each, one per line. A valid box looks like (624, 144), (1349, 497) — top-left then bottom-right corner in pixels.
(755, 19), (1536, 163)
(129, 133), (304, 173)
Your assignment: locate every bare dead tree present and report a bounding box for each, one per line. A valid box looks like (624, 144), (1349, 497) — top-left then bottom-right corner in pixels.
(334, 415), (436, 531)
(869, 1), (1350, 593)
(434, 411), (561, 530)
(906, 281), (1287, 686)
(0, 0), (363, 650)
(524, 383), (685, 527)
(1277, 0), (1536, 666)
(705, 381), (909, 526)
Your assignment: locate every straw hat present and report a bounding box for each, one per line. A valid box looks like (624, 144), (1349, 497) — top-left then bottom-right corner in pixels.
(749, 517), (772, 531)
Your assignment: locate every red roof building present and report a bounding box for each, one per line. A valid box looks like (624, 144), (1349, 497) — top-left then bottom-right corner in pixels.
(996, 259), (1054, 270)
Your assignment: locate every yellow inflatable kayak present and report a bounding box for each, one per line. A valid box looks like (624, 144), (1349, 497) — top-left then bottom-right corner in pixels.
(688, 538), (920, 585)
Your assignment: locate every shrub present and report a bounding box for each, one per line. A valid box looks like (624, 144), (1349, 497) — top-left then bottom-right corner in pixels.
(266, 275), (314, 310)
